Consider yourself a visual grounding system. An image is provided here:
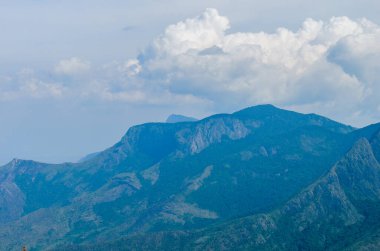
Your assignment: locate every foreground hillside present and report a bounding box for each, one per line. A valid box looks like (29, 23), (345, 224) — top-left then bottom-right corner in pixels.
(1, 105), (379, 250)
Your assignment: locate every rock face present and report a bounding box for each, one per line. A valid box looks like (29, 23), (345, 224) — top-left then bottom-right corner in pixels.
(192, 137), (380, 251)
(78, 134), (380, 251)
(1, 105), (378, 251)
(178, 117), (250, 154)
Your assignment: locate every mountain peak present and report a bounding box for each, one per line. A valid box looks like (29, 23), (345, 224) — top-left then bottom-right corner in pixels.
(8, 158), (32, 167)
(236, 104), (278, 112)
(166, 114), (197, 123)
(232, 104), (283, 116)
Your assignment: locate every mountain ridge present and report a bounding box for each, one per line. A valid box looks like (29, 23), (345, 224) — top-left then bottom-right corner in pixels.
(165, 114), (197, 123)
(66, 132), (380, 251)
(0, 105), (378, 251)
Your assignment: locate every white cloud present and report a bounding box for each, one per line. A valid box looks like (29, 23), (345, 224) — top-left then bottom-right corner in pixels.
(151, 8), (229, 56)
(119, 59), (142, 77)
(1, 9), (380, 126)
(0, 69), (64, 101)
(127, 9), (380, 126)
(54, 57), (91, 76)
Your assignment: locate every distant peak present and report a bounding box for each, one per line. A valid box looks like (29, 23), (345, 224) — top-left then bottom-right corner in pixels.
(232, 104), (282, 116)
(5, 158), (36, 168)
(166, 114), (198, 123)
(78, 151), (101, 163)
(237, 104), (278, 111)
(255, 104), (276, 108)
(10, 158), (23, 165)
(250, 104), (278, 110)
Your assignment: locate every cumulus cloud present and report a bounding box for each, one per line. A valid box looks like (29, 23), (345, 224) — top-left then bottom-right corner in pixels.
(151, 8), (229, 56)
(2, 9), (380, 126)
(54, 57), (91, 76)
(128, 9), (380, 125)
(119, 59), (142, 77)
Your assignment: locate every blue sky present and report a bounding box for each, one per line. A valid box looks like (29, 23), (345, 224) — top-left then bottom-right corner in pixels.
(1, 0), (380, 165)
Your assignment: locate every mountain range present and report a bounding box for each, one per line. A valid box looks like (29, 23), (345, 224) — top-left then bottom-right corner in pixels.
(0, 105), (379, 250)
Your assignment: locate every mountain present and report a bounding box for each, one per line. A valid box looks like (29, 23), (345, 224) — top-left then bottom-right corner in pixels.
(1, 105), (378, 251)
(78, 151), (101, 163)
(57, 125), (380, 251)
(165, 114), (198, 123)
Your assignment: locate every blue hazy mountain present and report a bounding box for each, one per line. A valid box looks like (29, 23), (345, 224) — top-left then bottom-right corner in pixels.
(78, 151), (101, 163)
(165, 114), (198, 123)
(1, 105), (379, 251)
(81, 130), (380, 251)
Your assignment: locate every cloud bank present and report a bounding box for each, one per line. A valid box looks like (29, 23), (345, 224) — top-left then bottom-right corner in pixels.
(135, 9), (380, 125)
(1, 8), (380, 126)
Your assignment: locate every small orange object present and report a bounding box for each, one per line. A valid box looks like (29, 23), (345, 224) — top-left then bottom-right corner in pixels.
(22, 246), (27, 251)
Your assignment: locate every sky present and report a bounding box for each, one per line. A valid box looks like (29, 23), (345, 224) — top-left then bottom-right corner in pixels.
(1, 0), (380, 165)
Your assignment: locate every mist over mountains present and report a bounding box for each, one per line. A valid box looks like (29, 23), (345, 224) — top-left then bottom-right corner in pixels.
(0, 105), (379, 250)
